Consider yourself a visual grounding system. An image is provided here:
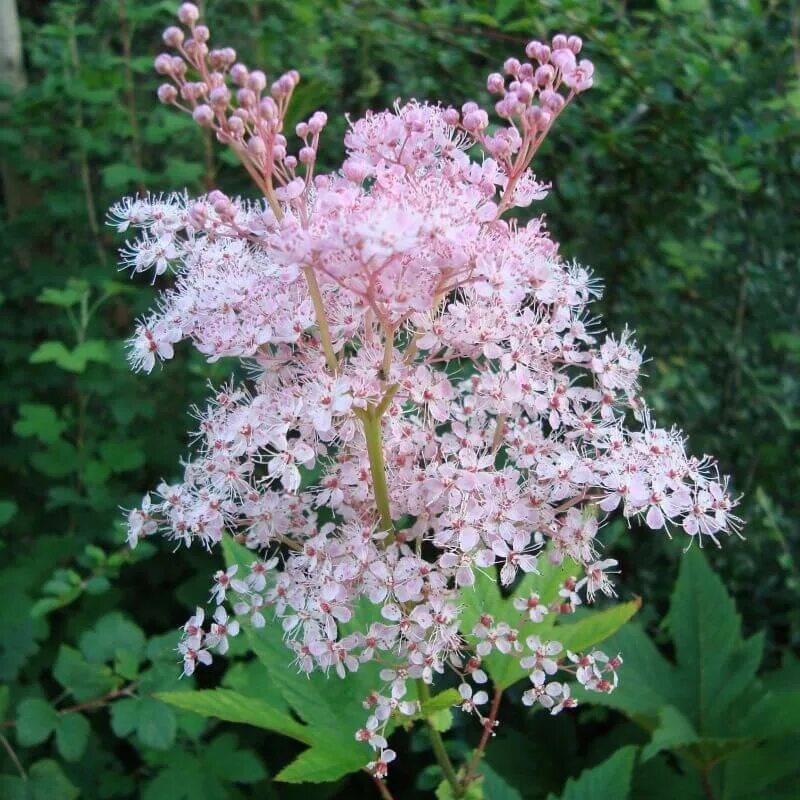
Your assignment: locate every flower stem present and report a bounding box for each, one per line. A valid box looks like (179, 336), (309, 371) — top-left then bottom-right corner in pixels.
(461, 687), (503, 791)
(416, 679), (461, 796)
(302, 265), (339, 373)
(361, 408), (394, 535)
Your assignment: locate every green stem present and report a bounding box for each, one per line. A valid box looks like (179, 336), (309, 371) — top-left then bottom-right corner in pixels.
(361, 409), (394, 534)
(302, 265), (339, 374)
(416, 679), (461, 796)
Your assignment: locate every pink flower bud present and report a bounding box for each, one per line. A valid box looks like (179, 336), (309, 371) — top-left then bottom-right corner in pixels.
(272, 144), (286, 160)
(443, 108), (460, 126)
(503, 58), (521, 76)
(296, 122), (309, 138)
(535, 64), (555, 86)
(247, 71), (267, 93)
(157, 84), (178, 104)
(525, 40), (542, 59)
(260, 97), (278, 120)
(486, 73), (505, 94)
(171, 56), (186, 76)
(236, 88), (256, 108)
(209, 86), (230, 108)
(154, 53), (174, 75)
(343, 158), (371, 182)
(552, 34), (568, 50)
(177, 3), (199, 25)
(192, 104), (215, 127)
(462, 109), (488, 132)
(230, 63), (249, 86)
(461, 101), (478, 114)
(162, 26), (184, 47)
(189, 201), (207, 228)
(551, 48), (576, 73)
(288, 70), (300, 86)
(226, 116), (245, 136)
(517, 81), (534, 104)
(539, 89), (565, 112)
(568, 35), (583, 54)
(247, 136), (266, 156)
(193, 25), (210, 43)
(299, 146), (315, 164)
(308, 111), (327, 133)
(284, 155), (297, 170)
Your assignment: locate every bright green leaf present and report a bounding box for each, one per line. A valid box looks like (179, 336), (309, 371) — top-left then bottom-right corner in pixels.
(55, 713), (90, 762)
(16, 698), (58, 746)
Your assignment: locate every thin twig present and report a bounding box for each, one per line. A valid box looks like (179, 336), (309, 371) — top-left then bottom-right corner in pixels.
(0, 733), (26, 779)
(461, 687), (502, 790)
(368, 771), (395, 800)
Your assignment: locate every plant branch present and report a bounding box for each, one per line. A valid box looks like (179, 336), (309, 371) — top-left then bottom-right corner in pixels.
(461, 687), (503, 790)
(416, 679), (461, 796)
(0, 733), (26, 779)
(360, 408), (394, 535)
(368, 771), (395, 800)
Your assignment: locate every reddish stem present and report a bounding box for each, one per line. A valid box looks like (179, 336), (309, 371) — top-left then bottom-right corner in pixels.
(461, 687), (503, 790)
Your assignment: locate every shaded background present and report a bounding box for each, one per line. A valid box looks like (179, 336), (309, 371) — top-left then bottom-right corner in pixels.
(0, 0), (797, 798)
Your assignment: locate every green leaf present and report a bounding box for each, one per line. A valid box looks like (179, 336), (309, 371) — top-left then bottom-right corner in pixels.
(37, 285), (87, 307)
(29, 340), (109, 372)
(205, 733), (268, 783)
(156, 689), (310, 743)
(670, 549), (761, 730)
(641, 706), (699, 761)
(275, 740), (367, 784)
(0, 500), (18, 527)
(79, 612), (146, 664)
(98, 439), (146, 472)
(109, 697), (139, 737)
(2, 759), (79, 800)
(556, 599), (641, 653)
(419, 689), (459, 716)
(102, 163), (148, 190)
(16, 698), (58, 746)
(479, 762), (524, 800)
(55, 713), (90, 761)
(13, 404), (67, 444)
(53, 645), (118, 702)
(552, 746), (638, 800)
(136, 697), (177, 750)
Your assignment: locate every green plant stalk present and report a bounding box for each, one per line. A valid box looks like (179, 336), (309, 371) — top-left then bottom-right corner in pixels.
(361, 408), (394, 534)
(302, 265), (339, 374)
(416, 679), (461, 796)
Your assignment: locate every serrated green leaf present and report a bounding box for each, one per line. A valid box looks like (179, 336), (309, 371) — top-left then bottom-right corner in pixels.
(204, 733), (268, 783)
(55, 713), (90, 761)
(16, 698), (58, 746)
(109, 697), (139, 737)
(556, 599), (641, 654)
(641, 706), (698, 761)
(551, 746), (638, 800)
(275, 740), (368, 784)
(53, 645), (118, 702)
(79, 612), (146, 664)
(136, 697), (176, 750)
(156, 689), (310, 743)
(418, 689), (459, 717)
(669, 548), (744, 728)
(13, 404), (67, 444)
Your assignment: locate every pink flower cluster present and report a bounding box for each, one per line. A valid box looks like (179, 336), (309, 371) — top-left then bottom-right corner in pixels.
(112, 3), (741, 779)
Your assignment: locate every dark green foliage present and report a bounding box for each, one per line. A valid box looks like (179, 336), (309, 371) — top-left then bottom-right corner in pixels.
(1, 0), (796, 797)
